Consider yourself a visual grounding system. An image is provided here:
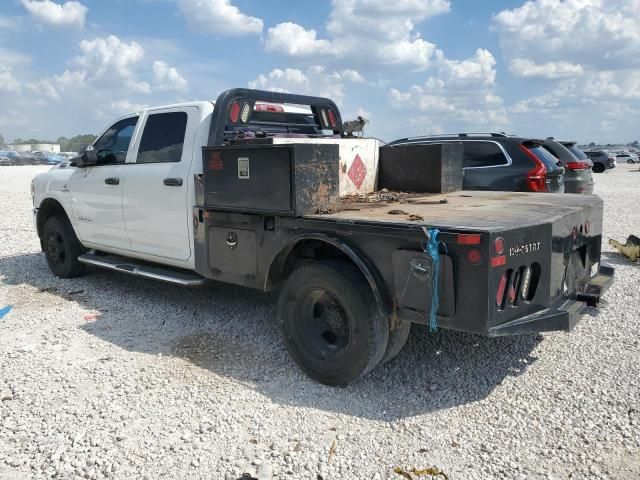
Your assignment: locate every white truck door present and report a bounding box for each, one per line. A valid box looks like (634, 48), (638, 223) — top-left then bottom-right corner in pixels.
(68, 115), (140, 250)
(122, 107), (197, 261)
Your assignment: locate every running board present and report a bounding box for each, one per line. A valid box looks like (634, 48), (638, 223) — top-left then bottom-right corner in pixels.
(78, 254), (206, 286)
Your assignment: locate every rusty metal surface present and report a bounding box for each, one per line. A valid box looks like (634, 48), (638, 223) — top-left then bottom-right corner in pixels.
(307, 191), (604, 231)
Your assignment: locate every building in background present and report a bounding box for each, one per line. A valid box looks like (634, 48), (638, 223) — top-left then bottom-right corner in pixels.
(7, 143), (60, 153)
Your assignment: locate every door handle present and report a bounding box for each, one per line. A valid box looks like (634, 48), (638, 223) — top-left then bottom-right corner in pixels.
(164, 178), (183, 186)
(104, 177), (120, 185)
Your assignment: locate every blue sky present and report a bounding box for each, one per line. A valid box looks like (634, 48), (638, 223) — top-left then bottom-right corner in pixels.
(1, 0), (639, 144)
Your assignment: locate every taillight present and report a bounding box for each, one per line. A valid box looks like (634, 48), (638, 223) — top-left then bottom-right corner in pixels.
(493, 237), (505, 255)
(564, 161), (590, 170)
(519, 145), (548, 192)
(328, 108), (338, 128)
(229, 101), (240, 123)
(240, 102), (251, 123)
(496, 272), (508, 308)
(254, 103), (284, 112)
(467, 249), (482, 265)
(320, 109), (329, 128)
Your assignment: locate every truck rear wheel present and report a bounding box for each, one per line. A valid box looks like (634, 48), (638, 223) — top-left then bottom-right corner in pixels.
(277, 261), (388, 385)
(380, 320), (411, 365)
(42, 216), (86, 278)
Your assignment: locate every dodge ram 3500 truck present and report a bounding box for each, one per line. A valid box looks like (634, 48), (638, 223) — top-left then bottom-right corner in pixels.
(32, 89), (614, 385)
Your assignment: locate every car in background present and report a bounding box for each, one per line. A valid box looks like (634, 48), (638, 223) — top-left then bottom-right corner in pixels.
(44, 153), (64, 165)
(542, 138), (594, 194)
(31, 151), (46, 163)
(388, 133), (565, 193)
(0, 150), (19, 165)
(615, 152), (639, 164)
(584, 150), (616, 173)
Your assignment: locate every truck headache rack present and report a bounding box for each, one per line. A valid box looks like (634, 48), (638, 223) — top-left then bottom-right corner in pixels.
(207, 88), (344, 147)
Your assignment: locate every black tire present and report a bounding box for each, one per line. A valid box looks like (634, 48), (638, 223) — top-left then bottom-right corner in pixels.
(628, 159), (634, 164)
(42, 216), (86, 278)
(380, 320), (411, 365)
(592, 162), (605, 173)
(277, 261), (388, 385)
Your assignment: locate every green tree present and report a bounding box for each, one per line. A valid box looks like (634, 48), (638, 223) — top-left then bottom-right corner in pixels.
(0, 133), (6, 149)
(589, 142), (596, 147)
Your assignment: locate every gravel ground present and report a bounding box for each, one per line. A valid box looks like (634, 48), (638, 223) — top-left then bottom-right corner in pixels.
(1, 165), (639, 480)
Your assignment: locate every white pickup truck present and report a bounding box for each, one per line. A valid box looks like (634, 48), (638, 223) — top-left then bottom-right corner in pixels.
(32, 88), (613, 385)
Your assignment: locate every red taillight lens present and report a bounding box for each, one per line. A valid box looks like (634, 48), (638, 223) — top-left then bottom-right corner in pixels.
(493, 237), (505, 255)
(496, 272), (508, 307)
(254, 103), (284, 112)
(564, 161), (590, 170)
(229, 101), (240, 123)
(457, 233), (481, 245)
(467, 249), (482, 264)
(328, 108), (337, 128)
(519, 144), (548, 192)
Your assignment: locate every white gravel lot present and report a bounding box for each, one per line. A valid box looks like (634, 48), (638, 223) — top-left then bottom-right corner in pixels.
(1, 165), (639, 480)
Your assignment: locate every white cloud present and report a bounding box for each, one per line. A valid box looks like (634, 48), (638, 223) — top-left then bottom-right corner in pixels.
(509, 58), (584, 79)
(77, 35), (144, 78)
(0, 65), (21, 93)
(340, 69), (365, 83)
(438, 48), (497, 86)
(388, 49), (507, 133)
(75, 35), (152, 93)
(265, 0), (450, 70)
(178, 0), (263, 36)
(265, 22), (334, 56)
(21, 0), (87, 28)
(110, 100), (150, 114)
(152, 60), (188, 91)
(493, 0), (640, 71)
(248, 65), (365, 105)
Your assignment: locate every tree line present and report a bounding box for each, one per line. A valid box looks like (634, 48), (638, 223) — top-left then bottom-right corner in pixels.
(1, 133), (97, 153)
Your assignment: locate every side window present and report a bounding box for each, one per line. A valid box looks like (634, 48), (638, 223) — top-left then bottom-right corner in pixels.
(462, 142), (508, 168)
(136, 112), (188, 164)
(94, 117), (139, 165)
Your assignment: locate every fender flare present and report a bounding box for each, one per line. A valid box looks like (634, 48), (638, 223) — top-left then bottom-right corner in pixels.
(264, 232), (391, 317)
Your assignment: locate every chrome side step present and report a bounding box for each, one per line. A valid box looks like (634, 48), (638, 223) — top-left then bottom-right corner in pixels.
(78, 254), (206, 286)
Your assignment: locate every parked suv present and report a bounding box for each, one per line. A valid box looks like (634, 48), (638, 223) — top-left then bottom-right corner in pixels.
(542, 138), (594, 194)
(584, 150), (616, 173)
(388, 133), (565, 193)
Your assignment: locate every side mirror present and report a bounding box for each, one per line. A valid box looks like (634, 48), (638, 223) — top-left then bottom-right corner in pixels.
(74, 146), (97, 167)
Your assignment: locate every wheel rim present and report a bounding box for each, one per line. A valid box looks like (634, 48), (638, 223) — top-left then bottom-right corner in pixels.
(296, 289), (351, 361)
(46, 230), (66, 266)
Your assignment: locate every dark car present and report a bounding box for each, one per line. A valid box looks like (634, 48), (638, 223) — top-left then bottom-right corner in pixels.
(584, 150), (616, 173)
(542, 138), (594, 194)
(388, 133), (565, 193)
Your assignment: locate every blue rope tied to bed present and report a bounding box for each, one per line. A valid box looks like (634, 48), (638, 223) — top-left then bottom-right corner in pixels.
(422, 227), (440, 332)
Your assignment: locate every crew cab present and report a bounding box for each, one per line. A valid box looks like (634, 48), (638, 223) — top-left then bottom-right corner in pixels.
(32, 89), (614, 385)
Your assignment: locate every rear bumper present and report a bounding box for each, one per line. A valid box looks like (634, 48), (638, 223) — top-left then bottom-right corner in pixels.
(488, 264), (614, 336)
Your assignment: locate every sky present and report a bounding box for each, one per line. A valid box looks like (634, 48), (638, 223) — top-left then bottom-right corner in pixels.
(1, 0), (639, 144)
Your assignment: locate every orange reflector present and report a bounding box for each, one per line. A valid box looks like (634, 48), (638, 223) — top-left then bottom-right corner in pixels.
(457, 234), (481, 245)
(491, 255), (506, 267)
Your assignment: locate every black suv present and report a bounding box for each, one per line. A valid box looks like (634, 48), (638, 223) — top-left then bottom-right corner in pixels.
(583, 150), (616, 173)
(388, 133), (565, 193)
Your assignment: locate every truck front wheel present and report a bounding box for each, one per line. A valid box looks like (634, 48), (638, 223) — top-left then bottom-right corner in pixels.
(42, 216), (86, 278)
(277, 261), (388, 386)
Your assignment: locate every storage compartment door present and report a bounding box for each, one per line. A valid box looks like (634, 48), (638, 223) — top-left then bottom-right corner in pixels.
(208, 227), (258, 277)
